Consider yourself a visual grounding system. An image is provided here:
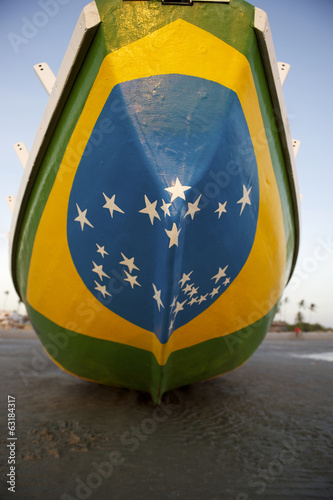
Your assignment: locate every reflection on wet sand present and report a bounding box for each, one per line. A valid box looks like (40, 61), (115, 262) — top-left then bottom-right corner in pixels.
(0, 330), (332, 499)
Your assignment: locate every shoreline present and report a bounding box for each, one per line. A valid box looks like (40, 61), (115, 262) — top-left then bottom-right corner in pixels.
(1, 328), (333, 341)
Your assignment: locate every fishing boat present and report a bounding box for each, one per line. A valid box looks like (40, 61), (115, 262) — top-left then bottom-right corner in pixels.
(8, 0), (300, 404)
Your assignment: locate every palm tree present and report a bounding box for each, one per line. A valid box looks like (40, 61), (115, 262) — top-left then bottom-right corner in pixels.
(295, 300), (306, 329)
(296, 311), (304, 326)
(309, 303), (317, 324)
(298, 299), (306, 311)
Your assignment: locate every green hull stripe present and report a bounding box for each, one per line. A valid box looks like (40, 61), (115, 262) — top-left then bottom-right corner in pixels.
(27, 303), (277, 403)
(95, 0), (255, 59)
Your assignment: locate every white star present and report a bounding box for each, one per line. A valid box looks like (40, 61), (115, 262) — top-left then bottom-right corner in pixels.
(124, 270), (141, 289)
(94, 281), (111, 298)
(152, 284), (165, 311)
(168, 318), (175, 333)
(103, 193), (125, 218)
(185, 195), (201, 220)
(96, 244), (108, 258)
(165, 223), (181, 248)
(211, 265), (229, 284)
(174, 299), (187, 317)
(74, 204), (94, 231)
(139, 195), (161, 225)
(210, 286), (220, 298)
(215, 201), (227, 219)
(179, 271), (193, 288)
(189, 286), (199, 298)
(183, 283), (193, 295)
(170, 295), (178, 310)
(161, 199), (171, 217)
(237, 185), (252, 215)
(92, 261), (110, 281)
(165, 178), (191, 202)
(189, 297), (198, 306)
(223, 277), (231, 286)
(198, 294), (208, 304)
(119, 253), (139, 274)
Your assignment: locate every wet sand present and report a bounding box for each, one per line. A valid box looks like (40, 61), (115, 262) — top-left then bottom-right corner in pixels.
(1, 329), (332, 499)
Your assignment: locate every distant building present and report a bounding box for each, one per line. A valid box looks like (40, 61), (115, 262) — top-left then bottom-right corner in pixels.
(8, 311), (24, 324)
(0, 310), (30, 329)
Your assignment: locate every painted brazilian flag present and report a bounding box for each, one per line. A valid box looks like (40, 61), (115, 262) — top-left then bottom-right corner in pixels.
(11, 1), (298, 403)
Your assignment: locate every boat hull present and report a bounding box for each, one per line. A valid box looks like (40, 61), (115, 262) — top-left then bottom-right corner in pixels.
(11, 0), (299, 403)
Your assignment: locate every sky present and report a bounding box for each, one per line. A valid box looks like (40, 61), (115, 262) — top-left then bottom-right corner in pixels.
(0, 0), (332, 326)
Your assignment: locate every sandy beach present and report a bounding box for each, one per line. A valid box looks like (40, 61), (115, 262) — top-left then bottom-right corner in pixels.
(1, 329), (332, 499)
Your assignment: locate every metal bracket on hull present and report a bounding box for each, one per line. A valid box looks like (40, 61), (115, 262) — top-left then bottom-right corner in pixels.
(9, 1), (101, 298)
(6, 196), (16, 214)
(13, 142), (29, 169)
(278, 62), (290, 87)
(33, 63), (56, 95)
(292, 139), (301, 158)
